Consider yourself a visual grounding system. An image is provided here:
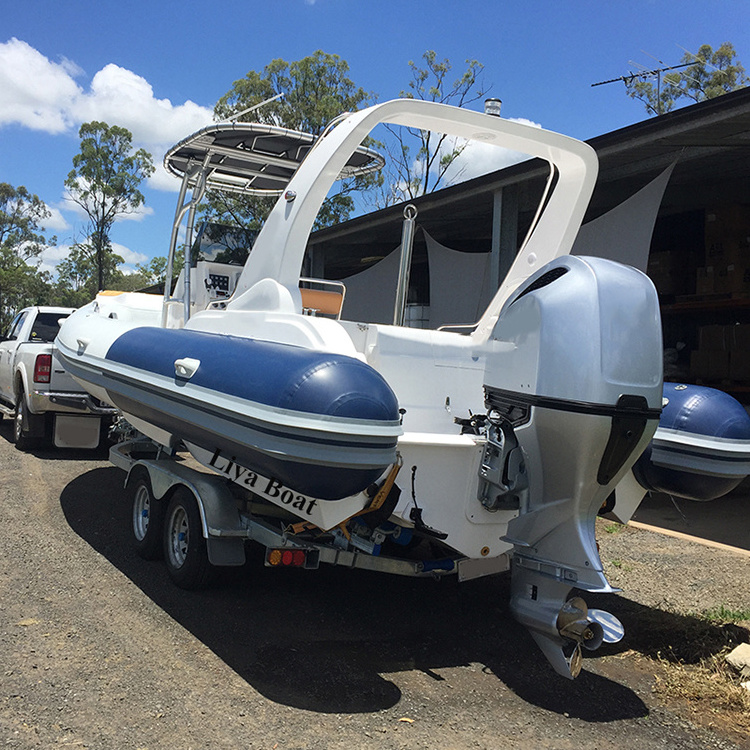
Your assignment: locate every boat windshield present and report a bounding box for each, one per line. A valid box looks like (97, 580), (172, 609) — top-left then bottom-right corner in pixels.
(190, 222), (256, 268)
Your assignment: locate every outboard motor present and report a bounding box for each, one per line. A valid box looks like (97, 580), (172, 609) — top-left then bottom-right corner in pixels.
(482, 255), (663, 677)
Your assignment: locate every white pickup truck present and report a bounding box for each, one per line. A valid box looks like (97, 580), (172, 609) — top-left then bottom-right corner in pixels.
(0, 306), (118, 450)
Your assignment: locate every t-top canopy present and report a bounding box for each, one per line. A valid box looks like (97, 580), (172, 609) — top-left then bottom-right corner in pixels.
(164, 121), (384, 196)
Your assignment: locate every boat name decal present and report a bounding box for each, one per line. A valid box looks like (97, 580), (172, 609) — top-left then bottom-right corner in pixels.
(208, 448), (318, 516)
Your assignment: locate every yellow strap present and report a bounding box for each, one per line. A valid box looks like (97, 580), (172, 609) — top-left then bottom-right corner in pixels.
(287, 521), (316, 535)
(289, 455), (403, 539)
(353, 455), (403, 518)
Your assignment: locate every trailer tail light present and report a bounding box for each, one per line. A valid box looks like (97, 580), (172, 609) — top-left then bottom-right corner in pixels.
(34, 354), (52, 383)
(265, 548), (317, 569)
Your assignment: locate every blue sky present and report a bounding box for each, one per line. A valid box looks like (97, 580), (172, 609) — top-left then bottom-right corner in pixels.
(1, 0), (747, 276)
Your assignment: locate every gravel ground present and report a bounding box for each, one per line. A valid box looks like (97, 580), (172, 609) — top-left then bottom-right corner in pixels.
(0, 421), (749, 749)
(600, 520), (750, 615)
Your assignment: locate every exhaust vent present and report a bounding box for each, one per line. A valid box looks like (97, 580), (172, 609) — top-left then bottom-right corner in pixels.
(513, 266), (568, 304)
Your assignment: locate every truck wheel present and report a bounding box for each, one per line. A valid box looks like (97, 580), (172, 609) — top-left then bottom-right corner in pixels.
(13, 391), (38, 451)
(130, 472), (164, 560)
(163, 488), (213, 589)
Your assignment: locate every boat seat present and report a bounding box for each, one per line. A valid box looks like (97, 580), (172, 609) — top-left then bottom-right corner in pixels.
(299, 286), (345, 318)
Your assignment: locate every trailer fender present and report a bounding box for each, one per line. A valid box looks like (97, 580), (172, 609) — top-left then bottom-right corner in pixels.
(125, 459), (246, 566)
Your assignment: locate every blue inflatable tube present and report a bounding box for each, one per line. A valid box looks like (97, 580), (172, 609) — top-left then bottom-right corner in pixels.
(634, 383), (750, 501)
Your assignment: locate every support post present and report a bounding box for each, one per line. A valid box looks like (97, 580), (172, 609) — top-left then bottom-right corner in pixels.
(393, 205), (418, 326)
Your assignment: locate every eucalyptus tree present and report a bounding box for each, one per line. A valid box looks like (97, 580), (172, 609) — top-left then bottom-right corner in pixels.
(209, 50), (375, 233)
(376, 50), (489, 206)
(52, 241), (124, 308)
(0, 183), (54, 331)
(626, 42), (748, 116)
(65, 122), (154, 290)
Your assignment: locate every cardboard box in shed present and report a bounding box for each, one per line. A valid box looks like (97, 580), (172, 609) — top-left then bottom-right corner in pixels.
(691, 349), (730, 381)
(696, 267), (715, 295)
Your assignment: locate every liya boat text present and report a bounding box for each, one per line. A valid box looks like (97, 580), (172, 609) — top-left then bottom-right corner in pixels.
(208, 447), (319, 516)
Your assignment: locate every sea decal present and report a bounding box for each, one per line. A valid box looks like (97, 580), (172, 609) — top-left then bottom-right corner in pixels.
(187, 444), (369, 531)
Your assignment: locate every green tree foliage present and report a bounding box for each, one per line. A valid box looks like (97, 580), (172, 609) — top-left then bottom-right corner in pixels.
(0, 183), (55, 331)
(53, 247), (178, 305)
(64, 122), (154, 291)
(627, 43), (749, 116)
(377, 51), (488, 206)
(123, 255), (183, 292)
(51, 241), (126, 307)
(133, 256), (171, 285)
(209, 51), (375, 233)
(215, 50), (372, 135)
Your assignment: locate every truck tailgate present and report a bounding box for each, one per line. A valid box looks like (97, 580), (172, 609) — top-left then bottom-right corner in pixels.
(50, 349), (82, 392)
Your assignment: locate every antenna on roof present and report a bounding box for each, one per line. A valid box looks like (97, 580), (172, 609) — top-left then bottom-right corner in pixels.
(591, 62), (691, 88)
(228, 92), (285, 123)
(591, 62), (692, 114)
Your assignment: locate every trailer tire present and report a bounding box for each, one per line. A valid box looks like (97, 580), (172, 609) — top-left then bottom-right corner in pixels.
(130, 471), (164, 560)
(163, 488), (213, 589)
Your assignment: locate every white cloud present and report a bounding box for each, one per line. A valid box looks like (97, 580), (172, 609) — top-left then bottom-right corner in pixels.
(41, 205), (71, 233)
(36, 241), (148, 278)
(441, 118), (543, 185)
(119, 204), (154, 222)
(61, 190), (155, 223)
(37, 243), (72, 276)
(0, 38), (213, 168)
(111, 241), (148, 267)
(58, 56), (85, 78)
(149, 162), (183, 192)
(0, 38), (83, 133)
(76, 63), (213, 147)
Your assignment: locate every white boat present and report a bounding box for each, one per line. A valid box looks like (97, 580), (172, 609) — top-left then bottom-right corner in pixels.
(58, 99), (668, 679)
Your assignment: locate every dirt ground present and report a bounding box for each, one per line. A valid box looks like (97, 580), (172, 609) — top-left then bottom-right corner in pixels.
(1, 420), (749, 750)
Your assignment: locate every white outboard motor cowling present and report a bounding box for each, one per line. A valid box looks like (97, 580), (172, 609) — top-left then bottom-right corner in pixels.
(482, 255), (663, 678)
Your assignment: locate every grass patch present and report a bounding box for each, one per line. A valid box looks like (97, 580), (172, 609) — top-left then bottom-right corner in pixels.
(699, 604), (750, 624)
(608, 558), (632, 572)
(653, 655), (750, 719)
(626, 606), (747, 664)
(624, 603), (750, 735)
(603, 522), (625, 534)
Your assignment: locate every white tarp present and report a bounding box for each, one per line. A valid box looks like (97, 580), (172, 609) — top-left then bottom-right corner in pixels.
(572, 163), (675, 271)
(340, 245), (401, 324)
(338, 163), (674, 327)
(423, 231), (492, 329)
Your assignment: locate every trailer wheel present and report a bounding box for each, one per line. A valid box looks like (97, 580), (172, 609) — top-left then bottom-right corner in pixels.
(13, 391), (39, 451)
(163, 488), (213, 589)
(130, 472), (164, 560)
